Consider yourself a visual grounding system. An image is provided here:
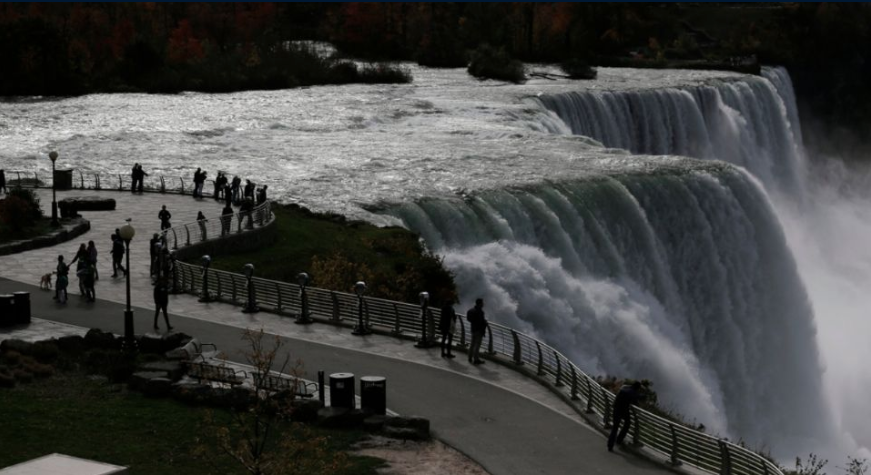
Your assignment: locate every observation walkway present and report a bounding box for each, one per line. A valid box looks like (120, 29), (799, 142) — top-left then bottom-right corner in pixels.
(0, 186), (768, 475)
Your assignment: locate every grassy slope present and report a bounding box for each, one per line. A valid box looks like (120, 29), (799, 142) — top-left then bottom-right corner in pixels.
(0, 372), (382, 474)
(208, 205), (456, 304)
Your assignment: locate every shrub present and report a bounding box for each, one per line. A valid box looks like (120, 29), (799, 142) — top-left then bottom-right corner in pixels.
(358, 63), (412, 84)
(0, 195), (39, 229)
(467, 44), (525, 83)
(560, 59), (598, 80)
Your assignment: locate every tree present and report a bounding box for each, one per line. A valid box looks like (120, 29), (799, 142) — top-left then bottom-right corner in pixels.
(195, 329), (347, 475)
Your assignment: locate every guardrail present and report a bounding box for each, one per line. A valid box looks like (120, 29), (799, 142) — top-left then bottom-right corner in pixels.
(171, 255), (782, 475)
(6, 169), (232, 198)
(157, 201), (273, 251)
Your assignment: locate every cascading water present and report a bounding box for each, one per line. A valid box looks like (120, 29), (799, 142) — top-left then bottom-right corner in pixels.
(388, 67), (846, 458)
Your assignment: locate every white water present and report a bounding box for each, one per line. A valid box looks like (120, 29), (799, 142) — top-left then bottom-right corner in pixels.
(1, 65), (865, 460)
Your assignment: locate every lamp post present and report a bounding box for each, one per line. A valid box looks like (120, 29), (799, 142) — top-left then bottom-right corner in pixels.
(49, 151), (59, 227)
(199, 255), (212, 302)
(118, 220), (136, 351)
(415, 291), (432, 348)
(242, 263), (259, 313)
(352, 281), (370, 335)
(296, 272), (312, 324)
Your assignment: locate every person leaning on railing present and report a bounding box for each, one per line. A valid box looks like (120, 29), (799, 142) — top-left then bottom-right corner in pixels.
(221, 203), (233, 236)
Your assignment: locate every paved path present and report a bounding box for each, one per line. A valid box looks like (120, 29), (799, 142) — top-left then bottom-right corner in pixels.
(0, 189), (671, 475)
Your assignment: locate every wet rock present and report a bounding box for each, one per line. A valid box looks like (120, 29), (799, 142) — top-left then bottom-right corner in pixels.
(143, 377), (173, 398)
(84, 329), (118, 350)
(128, 371), (168, 392)
(140, 361), (185, 381)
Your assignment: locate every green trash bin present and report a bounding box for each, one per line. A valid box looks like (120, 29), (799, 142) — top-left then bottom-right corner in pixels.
(329, 373), (355, 410)
(13, 292), (31, 324)
(53, 169), (73, 190)
(0, 294), (14, 327)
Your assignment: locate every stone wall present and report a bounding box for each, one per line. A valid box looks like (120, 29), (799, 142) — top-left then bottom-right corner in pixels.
(0, 218), (91, 256)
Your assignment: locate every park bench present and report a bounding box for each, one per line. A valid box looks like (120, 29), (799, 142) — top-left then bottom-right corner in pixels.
(186, 361), (247, 386)
(253, 372), (317, 398)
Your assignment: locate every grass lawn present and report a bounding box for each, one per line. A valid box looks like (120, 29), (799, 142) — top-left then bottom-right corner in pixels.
(0, 372), (384, 475)
(0, 218), (54, 244)
(208, 205), (456, 304)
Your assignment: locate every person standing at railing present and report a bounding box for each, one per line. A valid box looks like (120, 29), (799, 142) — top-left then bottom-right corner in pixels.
(158, 205), (172, 230)
(0, 169), (7, 194)
(466, 298), (487, 365)
(256, 185), (268, 205)
(196, 211), (208, 241)
(440, 301), (458, 358)
(131, 164), (139, 192)
(214, 172), (227, 201)
(137, 164), (147, 193)
(244, 179), (256, 201)
(221, 203), (233, 236)
(607, 381), (643, 452)
(230, 175), (242, 204)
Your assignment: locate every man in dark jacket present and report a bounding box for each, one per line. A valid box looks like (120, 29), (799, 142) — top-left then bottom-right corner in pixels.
(607, 381), (643, 452)
(466, 298), (487, 365)
(158, 205), (172, 230)
(439, 301), (457, 358)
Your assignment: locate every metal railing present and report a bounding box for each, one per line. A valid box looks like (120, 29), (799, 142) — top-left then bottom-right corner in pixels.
(172, 255), (781, 475)
(6, 169), (240, 198)
(158, 201), (273, 251)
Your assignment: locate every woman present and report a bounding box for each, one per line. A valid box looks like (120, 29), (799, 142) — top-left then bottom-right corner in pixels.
(87, 241), (98, 281)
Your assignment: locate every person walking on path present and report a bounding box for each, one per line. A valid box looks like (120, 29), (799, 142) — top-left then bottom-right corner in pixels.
(607, 381), (644, 452)
(81, 264), (96, 302)
(87, 241), (98, 281)
(153, 277), (172, 331)
(440, 301), (458, 358)
(54, 255), (69, 304)
(196, 211), (208, 241)
(110, 233), (126, 278)
(0, 169), (7, 194)
(221, 204), (233, 236)
(158, 205), (172, 230)
(70, 243), (88, 296)
(466, 298), (487, 365)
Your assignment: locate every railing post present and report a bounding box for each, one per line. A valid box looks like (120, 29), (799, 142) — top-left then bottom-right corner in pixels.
(669, 423), (681, 466)
(199, 255), (213, 302)
(188, 265), (195, 293)
(554, 351), (564, 387)
(118, 174), (123, 191)
(331, 292), (340, 322)
(242, 264), (259, 313)
(231, 276), (237, 302)
(160, 176), (166, 193)
(718, 440), (731, 475)
(391, 303), (401, 335)
(275, 282), (282, 312)
(180, 178), (185, 194)
(185, 225), (191, 246)
(486, 325), (495, 355)
(171, 229), (179, 250)
(535, 341), (545, 376)
(570, 365), (580, 400)
(631, 408), (643, 447)
(95, 174), (101, 190)
(585, 377), (594, 414)
(79, 171), (84, 189)
(760, 458), (769, 475)
(215, 275), (222, 298)
(458, 318), (467, 347)
(602, 387), (612, 428)
(511, 330), (523, 365)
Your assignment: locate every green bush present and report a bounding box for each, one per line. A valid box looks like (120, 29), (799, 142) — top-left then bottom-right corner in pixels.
(0, 187), (43, 229)
(467, 44), (525, 83)
(560, 59), (598, 80)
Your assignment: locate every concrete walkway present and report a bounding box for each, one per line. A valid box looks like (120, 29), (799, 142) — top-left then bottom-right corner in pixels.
(0, 189), (671, 475)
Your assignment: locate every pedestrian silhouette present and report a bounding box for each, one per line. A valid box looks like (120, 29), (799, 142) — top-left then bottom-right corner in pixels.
(607, 381), (644, 452)
(158, 205), (172, 230)
(0, 169), (8, 194)
(153, 277), (172, 331)
(466, 298), (487, 364)
(440, 301), (458, 358)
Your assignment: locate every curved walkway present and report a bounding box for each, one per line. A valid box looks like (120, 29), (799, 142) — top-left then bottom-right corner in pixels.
(0, 189), (671, 475)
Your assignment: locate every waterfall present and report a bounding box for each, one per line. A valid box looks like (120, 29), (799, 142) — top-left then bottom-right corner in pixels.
(388, 167), (831, 455)
(385, 67), (842, 457)
(533, 67), (807, 196)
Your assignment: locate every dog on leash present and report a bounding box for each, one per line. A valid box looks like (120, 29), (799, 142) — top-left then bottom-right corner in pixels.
(40, 272), (54, 290)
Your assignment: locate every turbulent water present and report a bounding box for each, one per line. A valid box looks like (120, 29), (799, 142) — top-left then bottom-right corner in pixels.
(2, 65), (867, 460)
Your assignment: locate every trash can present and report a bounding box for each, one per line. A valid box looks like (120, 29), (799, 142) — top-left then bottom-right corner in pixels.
(12, 292), (31, 325)
(360, 376), (386, 415)
(53, 169), (73, 190)
(329, 372), (355, 409)
(0, 294), (14, 327)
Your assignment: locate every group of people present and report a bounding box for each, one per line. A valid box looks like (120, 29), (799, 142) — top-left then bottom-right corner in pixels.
(54, 241), (99, 303)
(438, 298), (488, 364)
(130, 164), (148, 192)
(192, 168), (208, 198)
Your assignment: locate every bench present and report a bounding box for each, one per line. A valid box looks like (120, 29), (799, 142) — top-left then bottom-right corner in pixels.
(186, 361), (247, 386)
(253, 372), (317, 398)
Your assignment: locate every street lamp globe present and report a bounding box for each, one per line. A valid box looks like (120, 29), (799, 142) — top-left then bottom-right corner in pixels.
(297, 272), (309, 287)
(354, 281), (367, 297)
(49, 151), (58, 163)
(119, 222), (136, 241)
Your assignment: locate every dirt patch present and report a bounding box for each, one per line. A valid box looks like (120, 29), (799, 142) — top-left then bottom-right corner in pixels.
(353, 436), (490, 475)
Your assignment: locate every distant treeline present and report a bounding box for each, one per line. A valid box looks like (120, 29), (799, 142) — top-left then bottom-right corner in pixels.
(1, 3), (869, 147)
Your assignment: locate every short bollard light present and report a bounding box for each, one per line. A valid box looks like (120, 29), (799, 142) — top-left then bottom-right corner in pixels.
(351, 281), (371, 336)
(415, 291), (433, 348)
(242, 263), (259, 313)
(296, 272), (312, 324)
(199, 255), (213, 302)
